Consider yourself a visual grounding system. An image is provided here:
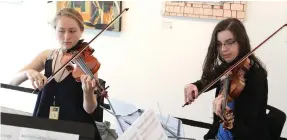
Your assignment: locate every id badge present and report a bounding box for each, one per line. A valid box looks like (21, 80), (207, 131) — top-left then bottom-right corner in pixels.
(49, 106), (60, 120)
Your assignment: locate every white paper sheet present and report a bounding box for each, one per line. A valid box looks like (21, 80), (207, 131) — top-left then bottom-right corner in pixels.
(1, 124), (79, 140)
(117, 125), (143, 140)
(117, 108), (168, 140)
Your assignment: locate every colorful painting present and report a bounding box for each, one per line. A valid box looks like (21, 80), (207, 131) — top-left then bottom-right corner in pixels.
(57, 1), (122, 32)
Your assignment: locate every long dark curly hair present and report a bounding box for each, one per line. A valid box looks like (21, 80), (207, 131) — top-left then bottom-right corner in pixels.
(201, 18), (267, 85)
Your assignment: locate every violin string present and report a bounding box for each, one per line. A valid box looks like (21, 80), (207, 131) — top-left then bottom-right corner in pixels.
(221, 78), (227, 119)
(76, 56), (118, 124)
(75, 54), (125, 132)
(78, 57), (98, 82)
(76, 57), (101, 93)
(77, 57), (105, 92)
(77, 57), (93, 77)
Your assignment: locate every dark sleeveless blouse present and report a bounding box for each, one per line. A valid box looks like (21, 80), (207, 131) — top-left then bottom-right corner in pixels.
(32, 56), (94, 123)
(31, 50), (103, 140)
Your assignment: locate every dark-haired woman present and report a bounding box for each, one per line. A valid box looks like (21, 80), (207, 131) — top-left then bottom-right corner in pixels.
(184, 18), (271, 140)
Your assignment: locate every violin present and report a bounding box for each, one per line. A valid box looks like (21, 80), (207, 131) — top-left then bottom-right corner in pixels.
(59, 39), (108, 98)
(219, 58), (252, 129)
(61, 40), (101, 82)
(182, 23), (287, 129)
(223, 58), (252, 102)
(32, 8), (129, 98)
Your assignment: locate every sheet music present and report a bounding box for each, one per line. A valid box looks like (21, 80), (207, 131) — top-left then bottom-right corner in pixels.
(0, 85), (37, 114)
(117, 125), (143, 140)
(118, 108), (168, 140)
(1, 124), (79, 140)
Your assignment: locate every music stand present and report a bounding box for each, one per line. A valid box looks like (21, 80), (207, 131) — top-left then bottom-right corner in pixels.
(100, 98), (195, 140)
(0, 83), (101, 140)
(1, 112), (96, 140)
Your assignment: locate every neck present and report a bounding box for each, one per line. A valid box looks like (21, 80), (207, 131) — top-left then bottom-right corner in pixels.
(226, 56), (241, 66)
(60, 47), (67, 54)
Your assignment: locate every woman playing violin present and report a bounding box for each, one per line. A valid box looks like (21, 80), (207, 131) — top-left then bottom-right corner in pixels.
(9, 8), (102, 138)
(184, 18), (271, 140)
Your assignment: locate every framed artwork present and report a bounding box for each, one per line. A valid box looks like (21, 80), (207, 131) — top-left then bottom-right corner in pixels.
(163, 1), (246, 22)
(57, 1), (123, 32)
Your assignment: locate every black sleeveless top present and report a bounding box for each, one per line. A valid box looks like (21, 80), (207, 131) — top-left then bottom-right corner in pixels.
(31, 50), (103, 140)
(32, 54), (94, 124)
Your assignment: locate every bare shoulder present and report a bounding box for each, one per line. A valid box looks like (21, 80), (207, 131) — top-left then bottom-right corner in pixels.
(42, 49), (57, 59)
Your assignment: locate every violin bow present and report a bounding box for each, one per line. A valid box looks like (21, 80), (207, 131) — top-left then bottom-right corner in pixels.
(183, 23), (287, 107)
(31, 8), (129, 94)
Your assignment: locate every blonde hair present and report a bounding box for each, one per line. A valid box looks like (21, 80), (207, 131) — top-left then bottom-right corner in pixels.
(53, 8), (84, 31)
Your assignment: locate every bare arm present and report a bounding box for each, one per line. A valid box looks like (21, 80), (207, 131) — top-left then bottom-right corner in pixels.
(9, 49), (53, 86)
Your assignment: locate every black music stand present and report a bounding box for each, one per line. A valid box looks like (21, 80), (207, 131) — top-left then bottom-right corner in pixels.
(1, 112), (96, 140)
(1, 80), (108, 123)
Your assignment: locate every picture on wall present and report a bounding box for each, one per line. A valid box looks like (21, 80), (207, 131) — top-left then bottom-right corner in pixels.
(163, 1), (246, 22)
(57, 1), (123, 32)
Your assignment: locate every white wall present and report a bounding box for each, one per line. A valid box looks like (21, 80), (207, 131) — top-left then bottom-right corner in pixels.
(1, 1), (287, 139)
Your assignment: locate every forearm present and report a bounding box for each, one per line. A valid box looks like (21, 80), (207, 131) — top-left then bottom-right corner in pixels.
(9, 71), (28, 86)
(83, 92), (97, 114)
